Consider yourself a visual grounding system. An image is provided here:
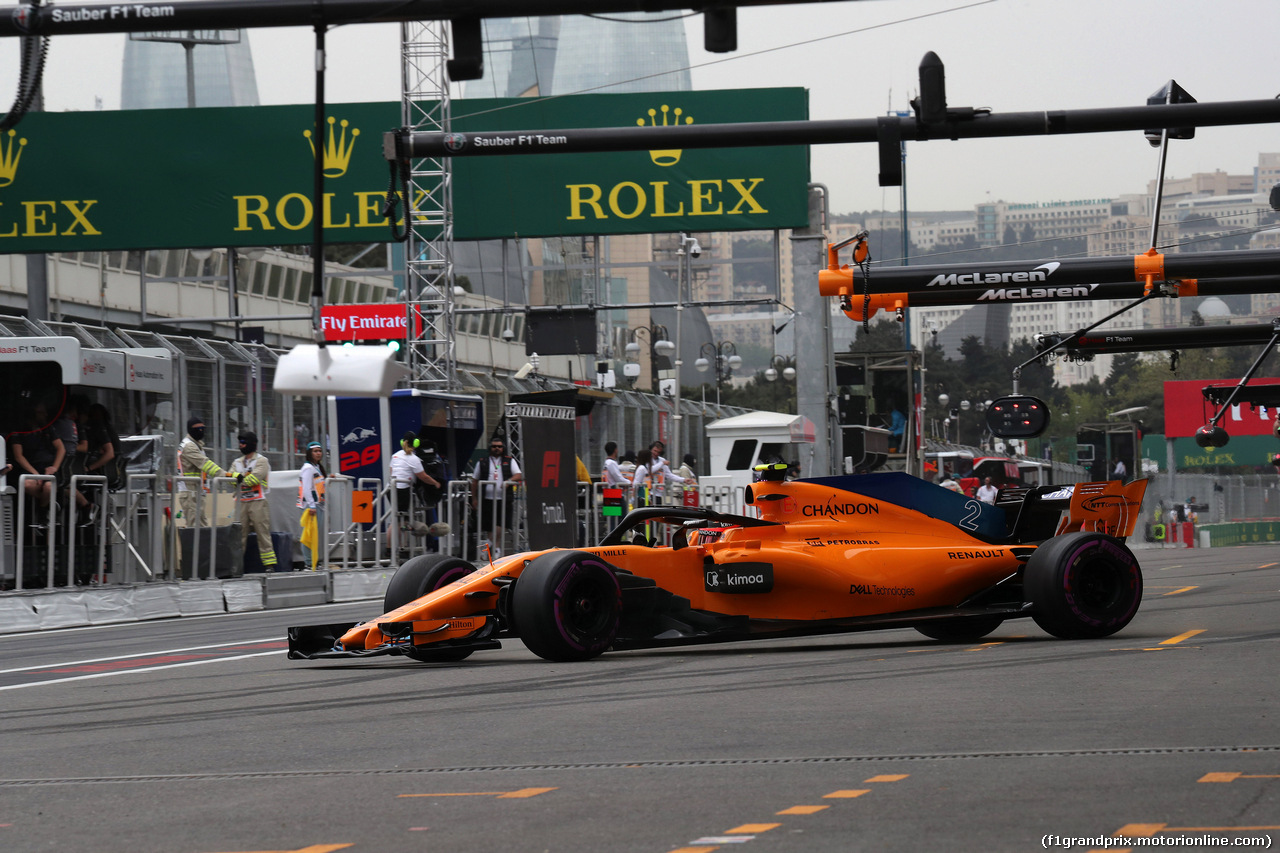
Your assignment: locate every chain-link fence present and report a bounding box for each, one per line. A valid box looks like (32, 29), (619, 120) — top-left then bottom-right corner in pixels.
(1143, 472), (1280, 525)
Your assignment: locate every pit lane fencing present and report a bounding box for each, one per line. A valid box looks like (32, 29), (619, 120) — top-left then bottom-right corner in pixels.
(1, 472), (758, 592)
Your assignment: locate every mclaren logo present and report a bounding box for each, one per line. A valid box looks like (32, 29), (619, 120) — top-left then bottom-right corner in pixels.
(978, 283), (1097, 302)
(927, 261), (1061, 288)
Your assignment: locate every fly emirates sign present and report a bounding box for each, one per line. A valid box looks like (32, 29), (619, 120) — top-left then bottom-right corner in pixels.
(320, 305), (415, 342)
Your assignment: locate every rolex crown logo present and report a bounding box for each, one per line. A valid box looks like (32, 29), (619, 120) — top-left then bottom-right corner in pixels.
(0, 129), (28, 188)
(304, 116), (360, 178)
(636, 105), (692, 167)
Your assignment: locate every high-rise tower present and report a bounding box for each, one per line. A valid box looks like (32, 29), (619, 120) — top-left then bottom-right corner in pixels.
(121, 33), (260, 110)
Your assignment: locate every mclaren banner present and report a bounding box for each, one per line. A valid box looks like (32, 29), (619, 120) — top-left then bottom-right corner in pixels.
(0, 88), (806, 253)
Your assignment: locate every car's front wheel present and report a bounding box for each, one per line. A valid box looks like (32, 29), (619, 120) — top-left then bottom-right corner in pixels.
(1025, 532), (1142, 639)
(512, 551), (621, 662)
(383, 554), (477, 661)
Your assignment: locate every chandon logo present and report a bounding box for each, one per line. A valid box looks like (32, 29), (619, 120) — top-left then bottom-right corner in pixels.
(801, 500), (879, 518)
(927, 262), (1061, 287)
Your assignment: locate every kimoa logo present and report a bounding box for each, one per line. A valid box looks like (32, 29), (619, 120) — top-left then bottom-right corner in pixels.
(0, 128), (27, 188)
(636, 105), (693, 167)
(304, 116), (360, 178)
(927, 261), (1062, 287)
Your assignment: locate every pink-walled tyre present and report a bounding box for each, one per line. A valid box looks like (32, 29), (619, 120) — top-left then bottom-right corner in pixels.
(1026, 532), (1142, 639)
(512, 551), (621, 662)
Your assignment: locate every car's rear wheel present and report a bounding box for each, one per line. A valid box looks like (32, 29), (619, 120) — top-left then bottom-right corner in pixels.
(1025, 532), (1142, 639)
(512, 551), (621, 662)
(914, 616), (1004, 643)
(383, 554), (477, 661)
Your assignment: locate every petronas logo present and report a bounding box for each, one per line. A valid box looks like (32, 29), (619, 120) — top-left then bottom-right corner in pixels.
(304, 116), (360, 178)
(0, 129), (27, 188)
(637, 105), (692, 167)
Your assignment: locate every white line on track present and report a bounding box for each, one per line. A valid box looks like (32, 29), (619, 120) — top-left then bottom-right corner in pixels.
(0, 650), (283, 691)
(0, 637), (284, 675)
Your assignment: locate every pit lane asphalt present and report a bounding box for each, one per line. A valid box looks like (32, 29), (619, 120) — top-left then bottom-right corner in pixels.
(0, 543), (1276, 853)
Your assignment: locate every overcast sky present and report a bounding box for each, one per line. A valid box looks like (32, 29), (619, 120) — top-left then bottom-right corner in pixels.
(2, 0), (1277, 214)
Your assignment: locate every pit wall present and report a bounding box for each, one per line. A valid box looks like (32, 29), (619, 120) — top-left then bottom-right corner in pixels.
(1195, 520), (1280, 548)
(0, 568), (396, 634)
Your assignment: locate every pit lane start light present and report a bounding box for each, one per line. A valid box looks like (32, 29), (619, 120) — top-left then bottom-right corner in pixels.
(987, 395), (1050, 438)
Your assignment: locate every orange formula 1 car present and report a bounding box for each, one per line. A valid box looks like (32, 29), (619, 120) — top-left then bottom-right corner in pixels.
(288, 470), (1148, 663)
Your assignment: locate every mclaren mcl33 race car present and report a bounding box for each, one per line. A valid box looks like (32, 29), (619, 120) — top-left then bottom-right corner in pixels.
(288, 469), (1149, 663)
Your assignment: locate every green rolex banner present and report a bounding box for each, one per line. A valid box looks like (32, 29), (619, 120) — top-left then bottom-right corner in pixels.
(0, 88), (808, 253)
(450, 88), (810, 239)
(0, 102), (401, 253)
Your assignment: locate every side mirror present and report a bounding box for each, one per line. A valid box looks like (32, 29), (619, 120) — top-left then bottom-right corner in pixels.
(986, 395), (1050, 438)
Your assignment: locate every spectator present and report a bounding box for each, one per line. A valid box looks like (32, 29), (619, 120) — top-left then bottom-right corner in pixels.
(80, 404), (121, 486)
(976, 476), (998, 505)
(676, 453), (698, 482)
(177, 416), (225, 528)
(415, 440), (448, 508)
(231, 430), (276, 572)
(619, 450), (638, 479)
(889, 404), (906, 453)
(632, 441), (686, 505)
(390, 431), (444, 558)
(602, 442), (628, 485)
(939, 474), (963, 493)
(417, 441), (449, 551)
(9, 405), (63, 510)
(78, 403), (122, 527)
(470, 435), (522, 558)
(297, 441), (327, 570)
(1112, 457), (1128, 482)
(55, 395), (95, 524)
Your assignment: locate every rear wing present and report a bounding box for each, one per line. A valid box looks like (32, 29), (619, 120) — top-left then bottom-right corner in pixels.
(1054, 479), (1148, 540)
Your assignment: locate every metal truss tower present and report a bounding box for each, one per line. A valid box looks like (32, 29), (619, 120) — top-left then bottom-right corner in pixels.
(400, 20), (457, 391)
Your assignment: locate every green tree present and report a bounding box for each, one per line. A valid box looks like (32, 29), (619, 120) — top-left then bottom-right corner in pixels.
(847, 318), (909, 353)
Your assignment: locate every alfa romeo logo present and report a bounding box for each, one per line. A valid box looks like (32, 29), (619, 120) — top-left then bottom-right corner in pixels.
(443, 133), (468, 153)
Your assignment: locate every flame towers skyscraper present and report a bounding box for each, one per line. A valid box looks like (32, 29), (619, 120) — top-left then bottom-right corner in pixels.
(121, 31), (260, 110)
